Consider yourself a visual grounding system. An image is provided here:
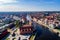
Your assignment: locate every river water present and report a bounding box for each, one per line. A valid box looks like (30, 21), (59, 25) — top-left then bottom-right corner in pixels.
(34, 22), (60, 40)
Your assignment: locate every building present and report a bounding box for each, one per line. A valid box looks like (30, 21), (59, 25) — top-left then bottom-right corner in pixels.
(21, 16), (27, 25)
(13, 16), (21, 20)
(20, 25), (34, 35)
(20, 35), (30, 40)
(0, 28), (9, 39)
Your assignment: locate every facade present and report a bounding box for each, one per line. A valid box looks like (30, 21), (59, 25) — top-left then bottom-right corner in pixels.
(20, 25), (34, 35)
(0, 29), (9, 39)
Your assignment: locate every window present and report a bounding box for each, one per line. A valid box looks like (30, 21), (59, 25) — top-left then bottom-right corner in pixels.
(22, 30), (24, 32)
(25, 29), (27, 31)
(29, 28), (31, 31)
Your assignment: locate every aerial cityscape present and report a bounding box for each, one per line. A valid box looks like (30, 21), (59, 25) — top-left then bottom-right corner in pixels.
(0, 0), (60, 40)
(0, 12), (60, 40)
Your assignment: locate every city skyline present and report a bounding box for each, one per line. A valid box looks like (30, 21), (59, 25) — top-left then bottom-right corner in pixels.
(0, 0), (60, 12)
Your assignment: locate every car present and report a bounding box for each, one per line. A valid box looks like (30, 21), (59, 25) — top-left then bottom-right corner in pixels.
(22, 39), (27, 40)
(18, 37), (21, 40)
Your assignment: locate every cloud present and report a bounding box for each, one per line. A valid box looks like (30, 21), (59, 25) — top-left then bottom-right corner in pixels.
(0, 0), (59, 11)
(0, 5), (43, 12)
(0, 5), (60, 12)
(0, 0), (17, 4)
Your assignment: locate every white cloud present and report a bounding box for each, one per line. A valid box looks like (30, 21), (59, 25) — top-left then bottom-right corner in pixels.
(0, 5), (59, 12)
(0, 0), (59, 11)
(0, 0), (17, 4)
(0, 5), (41, 12)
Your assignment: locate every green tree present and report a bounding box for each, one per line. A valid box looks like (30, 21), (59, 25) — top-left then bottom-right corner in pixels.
(57, 15), (60, 21)
(15, 20), (20, 28)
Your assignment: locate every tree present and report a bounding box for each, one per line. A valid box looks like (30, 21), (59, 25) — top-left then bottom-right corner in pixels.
(15, 20), (20, 28)
(57, 15), (60, 21)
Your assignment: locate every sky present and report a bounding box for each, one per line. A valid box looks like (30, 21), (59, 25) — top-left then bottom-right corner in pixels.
(0, 0), (60, 12)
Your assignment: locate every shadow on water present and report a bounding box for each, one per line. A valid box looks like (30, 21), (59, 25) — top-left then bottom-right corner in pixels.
(35, 24), (60, 40)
